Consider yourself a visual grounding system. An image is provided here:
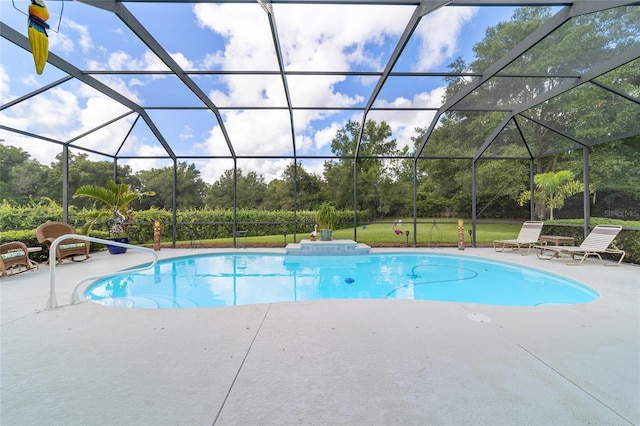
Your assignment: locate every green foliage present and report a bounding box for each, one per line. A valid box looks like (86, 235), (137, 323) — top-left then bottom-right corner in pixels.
(73, 180), (155, 236)
(518, 170), (592, 220)
(323, 120), (401, 216)
(137, 162), (207, 209)
(2, 203), (637, 263)
(0, 145), (48, 205)
(0, 198), (80, 229)
(267, 162), (324, 211)
(124, 207), (368, 244)
(48, 152), (137, 209)
(316, 201), (338, 230)
(204, 168), (269, 209)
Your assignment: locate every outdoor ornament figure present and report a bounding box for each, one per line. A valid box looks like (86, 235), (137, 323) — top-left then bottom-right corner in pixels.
(110, 210), (127, 235)
(309, 224), (318, 241)
(153, 221), (161, 251)
(457, 219), (465, 250)
(28, 0), (50, 74)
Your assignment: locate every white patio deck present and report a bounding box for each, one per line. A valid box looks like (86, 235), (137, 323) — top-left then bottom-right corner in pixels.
(1, 247), (638, 425)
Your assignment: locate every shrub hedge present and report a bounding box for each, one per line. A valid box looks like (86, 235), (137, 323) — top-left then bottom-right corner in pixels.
(1, 202), (638, 264)
(0, 206), (372, 262)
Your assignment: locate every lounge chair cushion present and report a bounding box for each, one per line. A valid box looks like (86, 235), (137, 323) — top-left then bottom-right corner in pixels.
(59, 243), (86, 250)
(1, 250), (27, 260)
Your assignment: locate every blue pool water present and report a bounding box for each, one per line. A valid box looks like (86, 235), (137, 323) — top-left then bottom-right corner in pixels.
(84, 253), (598, 309)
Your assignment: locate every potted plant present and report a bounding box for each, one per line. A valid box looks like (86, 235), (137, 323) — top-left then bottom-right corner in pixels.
(73, 180), (154, 254)
(316, 201), (338, 241)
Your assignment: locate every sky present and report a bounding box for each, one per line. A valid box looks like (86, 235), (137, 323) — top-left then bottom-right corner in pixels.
(0, 0), (517, 183)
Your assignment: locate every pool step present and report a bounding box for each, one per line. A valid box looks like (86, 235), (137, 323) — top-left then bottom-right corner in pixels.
(286, 239), (371, 256)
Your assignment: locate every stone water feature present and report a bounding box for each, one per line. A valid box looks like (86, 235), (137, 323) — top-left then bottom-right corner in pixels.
(285, 239), (371, 256)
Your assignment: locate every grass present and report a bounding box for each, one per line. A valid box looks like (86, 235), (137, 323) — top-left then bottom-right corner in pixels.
(322, 220), (523, 246)
(177, 219), (526, 248)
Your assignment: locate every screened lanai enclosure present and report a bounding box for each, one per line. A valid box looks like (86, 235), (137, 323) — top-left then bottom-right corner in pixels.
(1, 0), (639, 247)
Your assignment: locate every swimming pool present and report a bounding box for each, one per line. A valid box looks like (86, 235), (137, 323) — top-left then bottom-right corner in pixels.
(84, 253), (599, 308)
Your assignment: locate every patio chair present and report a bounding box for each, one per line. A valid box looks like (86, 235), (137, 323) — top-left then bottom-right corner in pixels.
(535, 224), (625, 266)
(36, 221), (90, 263)
(493, 221), (544, 255)
(1, 241), (34, 277)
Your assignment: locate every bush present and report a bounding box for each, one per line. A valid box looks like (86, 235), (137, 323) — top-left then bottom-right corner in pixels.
(132, 208), (370, 243)
(2, 204), (636, 264)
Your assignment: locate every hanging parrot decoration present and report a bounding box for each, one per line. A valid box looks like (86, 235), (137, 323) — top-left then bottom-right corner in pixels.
(28, 0), (50, 75)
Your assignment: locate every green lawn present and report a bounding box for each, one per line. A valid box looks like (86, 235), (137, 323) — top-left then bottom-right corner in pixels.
(184, 219), (525, 247)
(329, 220), (523, 246)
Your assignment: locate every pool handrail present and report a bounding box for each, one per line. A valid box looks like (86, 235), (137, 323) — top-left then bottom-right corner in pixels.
(46, 234), (158, 310)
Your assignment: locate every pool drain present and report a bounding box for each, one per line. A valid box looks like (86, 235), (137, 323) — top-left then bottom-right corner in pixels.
(466, 313), (491, 323)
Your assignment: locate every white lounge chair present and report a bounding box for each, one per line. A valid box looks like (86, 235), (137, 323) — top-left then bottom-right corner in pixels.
(535, 224), (625, 266)
(493, 221), (544, 255)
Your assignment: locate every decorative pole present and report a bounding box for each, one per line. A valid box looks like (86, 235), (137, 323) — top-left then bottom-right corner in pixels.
(154, 220), (161, 251)
(457, 219), (465, 250)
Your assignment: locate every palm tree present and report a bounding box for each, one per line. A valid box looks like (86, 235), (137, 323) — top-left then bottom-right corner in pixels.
(73, 179), (155, 237)
(517, 170), (589, 220)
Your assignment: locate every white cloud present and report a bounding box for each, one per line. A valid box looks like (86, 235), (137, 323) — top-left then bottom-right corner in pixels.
(245, 158), (291, 183)
(198, 158), (234, 185)
(293, 133), (313, 153)
(179, 125), (194, 140)
(170, 52), (195, 70)
(64, 20), (93, 54)
(26, 87), (82, 139)
(0, 66), (10, 104)
(368, 88), (444, 150)
(47, 18), (92, 56)
(129, 78), (144, 88)
(195, 3), (279, 71)
(190, 3), (419, 181)
(414, 6), (478, 71)
(312, 122), (344, 151)
(49, 28), (75, 55)
(374, 86), (446, 110)
(87, 50), (169, 73)
(124, 144), (172, 173)
(287, 75), (364, 110)
(1, 76), (134, 165)
(201, 109), (293, 157)
(0, 132), (62, 167)
(3, 3), (475, 184)
(192, 2), (471, 148)
(106, 51), (137, 70)
(73, 91), (133, 151)
(0, 83), (78, 165)
(274, 4), (411, 71)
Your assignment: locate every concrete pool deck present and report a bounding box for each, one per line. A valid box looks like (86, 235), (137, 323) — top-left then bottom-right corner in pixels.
(1, 247), (638, 425)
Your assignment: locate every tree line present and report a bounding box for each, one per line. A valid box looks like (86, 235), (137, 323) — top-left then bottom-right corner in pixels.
(2, 131), (638, 221)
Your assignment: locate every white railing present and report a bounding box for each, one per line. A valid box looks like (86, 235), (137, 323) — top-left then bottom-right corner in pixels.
(46, 235), (158, 310)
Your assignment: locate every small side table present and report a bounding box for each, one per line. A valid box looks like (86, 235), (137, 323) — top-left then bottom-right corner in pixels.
(27, 246), (42, 269)
(538, 235), (575, 258)
(539, 235), (575, 246)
